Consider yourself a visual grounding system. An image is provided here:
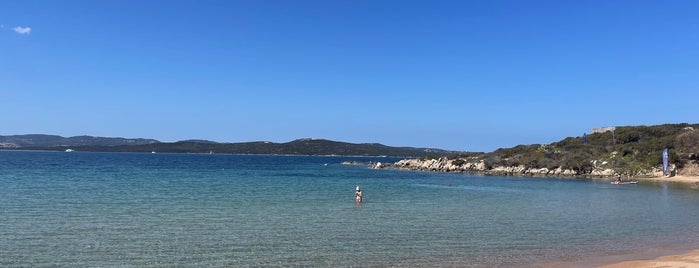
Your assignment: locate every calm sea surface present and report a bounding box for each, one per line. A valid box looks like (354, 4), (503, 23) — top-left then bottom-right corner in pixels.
(2, 151), (699, 267)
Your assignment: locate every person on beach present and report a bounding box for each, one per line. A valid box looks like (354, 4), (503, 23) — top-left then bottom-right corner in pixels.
(616, 174), (622, 182)
(355, 186), (363, 203)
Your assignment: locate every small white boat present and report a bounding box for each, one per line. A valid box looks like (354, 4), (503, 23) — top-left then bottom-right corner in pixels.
(65, 149), (74, 152)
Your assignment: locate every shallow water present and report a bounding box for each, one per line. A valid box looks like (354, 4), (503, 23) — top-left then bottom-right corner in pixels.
(2, 151), (699, 267)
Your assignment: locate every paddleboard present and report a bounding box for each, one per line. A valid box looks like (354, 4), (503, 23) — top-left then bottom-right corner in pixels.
(611, 181), (638, 185)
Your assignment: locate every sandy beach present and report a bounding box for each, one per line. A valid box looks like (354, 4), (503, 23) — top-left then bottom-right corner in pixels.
(599, 249), (699, 268)
(636, 175), (699, 184)
(541, 244), (699, 268)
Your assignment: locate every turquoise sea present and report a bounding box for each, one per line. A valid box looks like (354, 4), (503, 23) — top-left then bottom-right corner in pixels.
(2, 151), (699, 267)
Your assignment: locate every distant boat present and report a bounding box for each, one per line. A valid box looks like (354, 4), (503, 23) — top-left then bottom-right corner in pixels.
(65, 149), (74, 152)
(209, 150), (213, 154)
(151, 150), (156, 154)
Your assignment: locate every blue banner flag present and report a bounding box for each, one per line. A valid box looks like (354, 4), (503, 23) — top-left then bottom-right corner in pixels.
(583, 133), (587, 145)
(662, 148), (669, 176)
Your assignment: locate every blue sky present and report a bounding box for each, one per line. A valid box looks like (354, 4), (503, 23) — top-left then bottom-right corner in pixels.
(1, 0), (698, 152)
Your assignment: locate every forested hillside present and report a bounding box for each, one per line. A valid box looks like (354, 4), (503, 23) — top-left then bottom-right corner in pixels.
(3, 136), (452, 157)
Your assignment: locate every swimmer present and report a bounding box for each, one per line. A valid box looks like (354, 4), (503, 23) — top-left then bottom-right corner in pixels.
(355, 186), (363, 203)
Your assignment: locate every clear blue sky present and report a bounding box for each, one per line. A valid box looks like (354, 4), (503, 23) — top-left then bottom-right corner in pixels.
(2, 0), (698, 152)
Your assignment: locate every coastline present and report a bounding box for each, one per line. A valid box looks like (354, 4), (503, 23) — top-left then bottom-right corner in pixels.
(385, 164), (699, 184)
(599, 249), (699, 268)
(634, 175), (699, 184)
(541, 244), (699, 268)
(382, 157), (699, 182)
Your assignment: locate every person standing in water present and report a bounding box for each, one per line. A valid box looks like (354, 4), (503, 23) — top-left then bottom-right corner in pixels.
(355, 186), (363, 203)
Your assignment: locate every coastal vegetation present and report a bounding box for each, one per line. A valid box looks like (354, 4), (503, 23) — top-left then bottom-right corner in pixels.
(402, 123), (699, 178)
(0, 134), (157, 147)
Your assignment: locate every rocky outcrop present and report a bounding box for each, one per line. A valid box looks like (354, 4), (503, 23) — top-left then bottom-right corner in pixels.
(378, 157), (657, 179)
(0, 142), (20, 149)
(367, 123), (699, 179)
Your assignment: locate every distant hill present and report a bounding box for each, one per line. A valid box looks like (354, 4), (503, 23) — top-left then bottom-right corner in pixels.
(0, 135), (454, 157)
(392, 123), (699, 178)
(0, 134), (159, 148)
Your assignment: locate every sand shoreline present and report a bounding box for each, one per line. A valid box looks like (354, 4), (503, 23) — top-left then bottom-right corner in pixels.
(598, 249), (699, 268)
(539, 243), (699, 268)
(633, 175), (699, 184)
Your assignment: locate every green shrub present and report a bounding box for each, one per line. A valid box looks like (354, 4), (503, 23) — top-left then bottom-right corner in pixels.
(452, 159), (466, 166)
